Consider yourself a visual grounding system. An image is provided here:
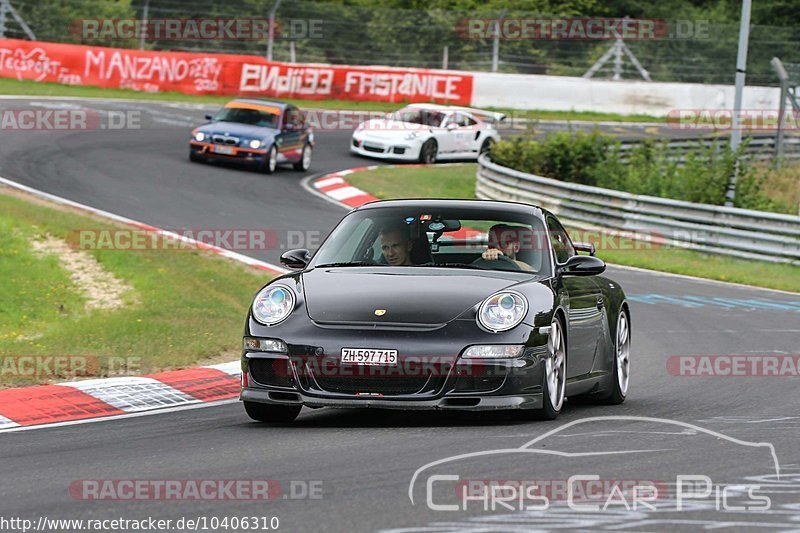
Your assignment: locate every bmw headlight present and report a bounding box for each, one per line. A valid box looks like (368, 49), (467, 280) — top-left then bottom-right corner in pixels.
(194, 131), (206, 142)
(477, 291), (528, 332)
(252, 285), (295, 326)
(248, 139), (262, 149)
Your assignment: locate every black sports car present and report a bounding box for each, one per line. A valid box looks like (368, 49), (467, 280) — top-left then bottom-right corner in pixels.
(240, 199), (630, 422)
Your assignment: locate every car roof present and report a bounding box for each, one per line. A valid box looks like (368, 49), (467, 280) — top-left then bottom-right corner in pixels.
(354, 198), (548, 220)
(230, 98), (290, 110)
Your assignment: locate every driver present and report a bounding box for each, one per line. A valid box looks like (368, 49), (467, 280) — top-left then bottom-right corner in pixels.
(379, 226), (414, 266)
(481, 224), (536, 271)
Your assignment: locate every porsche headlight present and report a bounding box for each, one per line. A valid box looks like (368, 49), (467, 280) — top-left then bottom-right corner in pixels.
(252, 286), (295, 326)
(194, 131), (206, 142)
(248, 139), (262, 149)
(477, 291), (528, 332)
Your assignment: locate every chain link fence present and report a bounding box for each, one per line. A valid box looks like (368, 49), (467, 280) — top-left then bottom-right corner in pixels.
(1, 0), (799, 85)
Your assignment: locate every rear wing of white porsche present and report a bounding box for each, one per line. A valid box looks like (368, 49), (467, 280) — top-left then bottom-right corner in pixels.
(406, 103), (506, 124)
(459, 107), (507, 124)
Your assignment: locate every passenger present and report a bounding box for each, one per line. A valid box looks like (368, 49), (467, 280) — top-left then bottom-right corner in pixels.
(379, 226), (414, 266)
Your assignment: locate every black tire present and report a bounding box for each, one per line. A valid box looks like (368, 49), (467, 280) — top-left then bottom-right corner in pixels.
(523, 316), (566, 421)
(596, 308), (630, 405)
(479, 138), (493, 156)
(243, 401), (301, 423)
(293, 143), (312, 171)
(419, 139), (438, 164)
(189, 150), (204, 163)
(260, 145), (278, 174)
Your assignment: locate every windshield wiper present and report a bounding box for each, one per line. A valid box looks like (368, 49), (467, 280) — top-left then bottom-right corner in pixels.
(417, 262), (485, 270)
(314, 261), (375, 268)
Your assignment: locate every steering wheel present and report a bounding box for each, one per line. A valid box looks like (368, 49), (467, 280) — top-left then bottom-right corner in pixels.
(470, 254), (523, 271)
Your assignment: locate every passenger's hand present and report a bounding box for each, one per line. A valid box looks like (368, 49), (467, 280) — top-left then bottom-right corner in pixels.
(482, 248), (505, 261)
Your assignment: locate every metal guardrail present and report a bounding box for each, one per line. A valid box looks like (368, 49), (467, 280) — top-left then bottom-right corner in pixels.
(616, 135), (800, 163)
(476, 154), (800, 265)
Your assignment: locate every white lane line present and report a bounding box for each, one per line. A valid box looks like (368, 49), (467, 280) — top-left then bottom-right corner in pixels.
(0, 175), (288, 275)
(0, 415), (20, 430)
(313, 176), (346, 189)
(57, 377), (198, 412)
(203, 361), (242, 376)
(0, 399), (240, 434)
(327, 185), (368, 201)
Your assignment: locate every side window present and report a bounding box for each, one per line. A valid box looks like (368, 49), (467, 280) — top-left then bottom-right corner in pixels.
(455, 113), (476, 127)
(547, 216), (576, 264)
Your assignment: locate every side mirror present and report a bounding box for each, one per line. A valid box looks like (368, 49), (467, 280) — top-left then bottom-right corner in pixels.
(446, 122), (458, 131)
(280, 248), (311, 269)
(283, 123), (297, 132)
(205, 114), (214, 121)
(561, 255), (605, 276)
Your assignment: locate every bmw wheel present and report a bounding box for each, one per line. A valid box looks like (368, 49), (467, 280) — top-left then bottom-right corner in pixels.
(244, 401), (301, 423)
(261, 145), (278, 174)
(419, 139), (438, 164)
(293, 143), (312, 171)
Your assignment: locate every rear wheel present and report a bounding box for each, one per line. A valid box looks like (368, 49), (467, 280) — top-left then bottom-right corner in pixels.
(293, 144), (312, 171)
(243, 401), (301, 423)
(597, 308), (630, 404)
(479, 138), (493, 156)
(419, 139), (438, 164)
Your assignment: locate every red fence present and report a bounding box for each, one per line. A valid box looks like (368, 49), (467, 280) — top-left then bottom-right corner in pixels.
(0, 38), (473, 105)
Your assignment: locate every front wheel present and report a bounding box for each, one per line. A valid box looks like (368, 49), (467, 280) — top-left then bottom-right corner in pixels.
(243, 401), (301, 423)
(524, 317), (566, 420)
(260, 145), (278, 174)
(189, 149), (204, 163)
(419, 139), (438, 164)
(293, 144), (312, 171)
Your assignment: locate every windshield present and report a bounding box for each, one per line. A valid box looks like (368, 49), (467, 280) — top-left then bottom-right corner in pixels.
(310, 206), (551, 276)
(213, 106), (279, 128)
(390, 106), (446, 128)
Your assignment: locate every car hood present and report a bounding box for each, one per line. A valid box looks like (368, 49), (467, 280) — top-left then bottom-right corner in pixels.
(195, 121), (277, 139)
(302, 266), (530, 326)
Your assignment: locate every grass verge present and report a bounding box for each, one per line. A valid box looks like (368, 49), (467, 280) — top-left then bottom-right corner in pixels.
(0, 77), (661, 122)
(0, 187), (271, 387)
(346, 164), (800, 293)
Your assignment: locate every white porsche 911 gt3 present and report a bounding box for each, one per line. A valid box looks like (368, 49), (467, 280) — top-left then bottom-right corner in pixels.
(350, 103), (505, 163)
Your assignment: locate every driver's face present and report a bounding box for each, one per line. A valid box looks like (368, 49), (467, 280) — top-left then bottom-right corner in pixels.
(380, 231), (413, 266)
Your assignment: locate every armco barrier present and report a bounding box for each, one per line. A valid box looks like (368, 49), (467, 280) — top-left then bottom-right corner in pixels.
(476, 154), (800, 265)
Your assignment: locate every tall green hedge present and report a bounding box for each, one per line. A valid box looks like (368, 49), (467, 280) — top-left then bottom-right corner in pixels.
(490, 131), (792, 213)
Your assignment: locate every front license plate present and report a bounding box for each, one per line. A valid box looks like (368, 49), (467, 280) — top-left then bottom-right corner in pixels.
(213, 145), (236, 155)
(341, 348), (398, 365)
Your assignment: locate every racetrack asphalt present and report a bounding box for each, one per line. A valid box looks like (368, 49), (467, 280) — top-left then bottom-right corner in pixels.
(0, 97), (799, 532)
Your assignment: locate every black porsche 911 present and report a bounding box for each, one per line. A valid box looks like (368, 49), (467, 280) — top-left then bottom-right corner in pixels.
(240, 199), (630, 422)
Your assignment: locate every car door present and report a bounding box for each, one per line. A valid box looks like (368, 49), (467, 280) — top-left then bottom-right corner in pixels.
(278, 106), (304, 161)
(451, 112), (477, 155)
(430, 112), (457, 155)
(547, 216), (604, 378)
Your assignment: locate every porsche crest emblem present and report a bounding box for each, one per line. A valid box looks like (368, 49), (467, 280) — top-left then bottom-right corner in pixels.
(374, 309), (387, 316)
